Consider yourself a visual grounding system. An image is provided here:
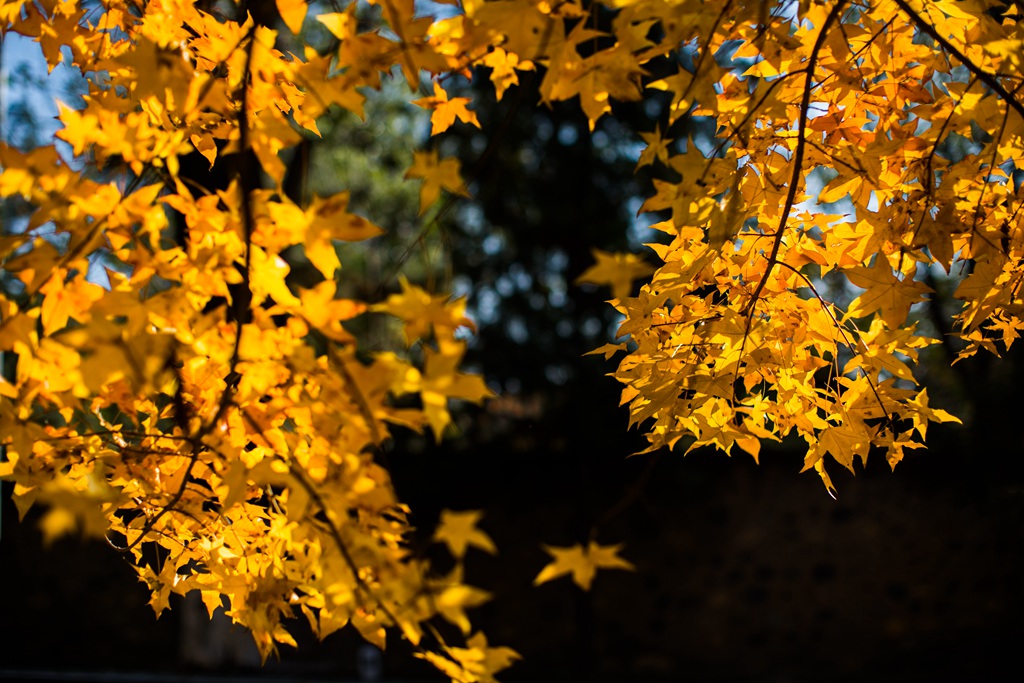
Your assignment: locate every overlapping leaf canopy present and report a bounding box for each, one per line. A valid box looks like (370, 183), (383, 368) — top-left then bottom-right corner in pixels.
(590, 0), (1022, 493)
(1, 0), (1022, 680)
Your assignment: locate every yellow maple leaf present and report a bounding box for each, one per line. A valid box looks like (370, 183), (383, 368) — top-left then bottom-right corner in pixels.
(39, 272), (104, 336)
(468, 0), (566, 61)
(303, 192), (384, 278)
(371, 276), (475, 344)
(417, 632), (520, 683)
(429, 564), (492, 634)
(434, 509), (498, 557)
(844, 257), (931, 329)
(806, 423), (872, 474)
(460, 632), (521, 683)
(905, 388), (962, 439)
(635, 125), (673, 170)
(298, 280), (366, 342)
(315, 9), (355, 39)
(413, 82), (481, 136)
(250, 109), (303, 184)
(0, 297), (38, 352)
(399, 345), (493, 441)
(0, 0), (30, 25)
(575, 248), (656, 300)
(534, 540), (634, 590)
(249, 245), (302, 308)
(275, 0), (307, 34)
(405, 150), (470, 215)
(482, 47), (533, 101)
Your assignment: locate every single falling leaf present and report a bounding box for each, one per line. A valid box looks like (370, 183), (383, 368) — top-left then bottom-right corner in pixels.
(575, 249), (655, 300)
(434, 509), (498, 558)
(534, 541), (634, 590)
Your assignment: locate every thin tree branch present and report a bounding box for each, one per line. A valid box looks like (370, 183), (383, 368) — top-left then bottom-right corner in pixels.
(744, 0), (848, 316)
(893, 0), (1024, 121)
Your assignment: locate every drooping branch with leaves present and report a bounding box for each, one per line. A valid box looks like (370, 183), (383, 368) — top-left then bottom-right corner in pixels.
(589, 0), (1022, 493)
(0, 0), (1022, 680)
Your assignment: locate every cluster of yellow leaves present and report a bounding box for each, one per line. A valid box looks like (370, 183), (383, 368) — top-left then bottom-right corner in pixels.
(0, 0), (511, 679)
(565, 0), (1022, 493)
(291, 0), (1020, 500)
(4, 0), (1024, 677)
(341, 0), (1015, 498)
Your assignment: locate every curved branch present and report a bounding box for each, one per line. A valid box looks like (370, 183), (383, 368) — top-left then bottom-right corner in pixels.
(743, 0), (849, 314)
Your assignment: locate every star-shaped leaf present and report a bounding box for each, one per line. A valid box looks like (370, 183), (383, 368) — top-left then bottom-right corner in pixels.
(575, 249), (655, 300)
(404, 150), (470, 215)
(413, 82), (480, 136)
(845, 257), (931, 329)
(434, 509), (497, 558)
(534, 541), (634, 590)
(636, 125), (673, 169)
